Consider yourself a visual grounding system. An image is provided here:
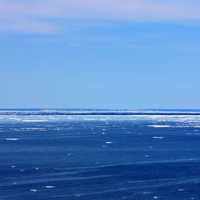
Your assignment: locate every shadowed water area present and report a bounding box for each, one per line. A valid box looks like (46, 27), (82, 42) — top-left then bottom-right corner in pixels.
(0, 110), (200, 200)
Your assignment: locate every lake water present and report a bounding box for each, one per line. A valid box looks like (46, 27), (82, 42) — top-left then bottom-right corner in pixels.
(0, 109), (200, 200)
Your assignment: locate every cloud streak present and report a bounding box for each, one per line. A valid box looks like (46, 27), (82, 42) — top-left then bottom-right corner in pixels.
(0, 0), (200, 33)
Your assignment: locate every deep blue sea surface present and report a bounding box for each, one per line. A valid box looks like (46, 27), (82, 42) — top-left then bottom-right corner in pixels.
(1, 109), (200, 200)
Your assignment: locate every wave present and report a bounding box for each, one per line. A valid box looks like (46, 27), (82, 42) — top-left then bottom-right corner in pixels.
(1, 109), (200, 116)
(1, 159), (200, 199)
(1, 109), (200, 125)
(148, 125), (172, 128)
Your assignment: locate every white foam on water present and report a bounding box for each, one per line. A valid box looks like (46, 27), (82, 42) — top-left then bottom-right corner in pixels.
(44, 185), (56, 189)
(1, 110), (200, 128)
(30, 189), (38, 192)
(148, 125), (171, 128)
(74, 194), (82, 197)
(152, 136), (165, 140)
(143, 191), (153, 195)
(105, 141), (112, 144)
(22, 119), (49, 123)
(149, 124), (200, 128)
(5, 138), (20, 141)
(22, 128), (47, 131)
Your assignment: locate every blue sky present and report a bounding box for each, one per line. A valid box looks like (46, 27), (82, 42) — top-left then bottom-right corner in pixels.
(0, 0), (200, 109)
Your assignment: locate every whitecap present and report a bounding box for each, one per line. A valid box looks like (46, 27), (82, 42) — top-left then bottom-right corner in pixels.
(105, 141), (112, 144)
(5, 138), (20, 141)
(152, 136), (165, 140)
(30, 189), (38, 192)
(148, 125), (171, 128)
(22, 119), (48, 123)
(44, 185), (56, 189)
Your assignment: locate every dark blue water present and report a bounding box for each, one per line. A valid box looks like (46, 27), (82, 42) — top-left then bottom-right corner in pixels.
(0, 110), (200, 200)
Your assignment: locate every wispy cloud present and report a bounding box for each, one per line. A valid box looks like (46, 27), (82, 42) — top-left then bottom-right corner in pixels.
(0, 0), (200, 33)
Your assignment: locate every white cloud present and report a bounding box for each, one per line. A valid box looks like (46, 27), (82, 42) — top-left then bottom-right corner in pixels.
(0, 0), (200, 33)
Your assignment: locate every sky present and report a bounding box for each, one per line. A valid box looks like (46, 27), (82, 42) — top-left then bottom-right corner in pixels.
(0, 0), (200, 109)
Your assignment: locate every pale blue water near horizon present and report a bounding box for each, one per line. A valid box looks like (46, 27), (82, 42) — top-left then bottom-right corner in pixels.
(1, 109), (200, 200)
